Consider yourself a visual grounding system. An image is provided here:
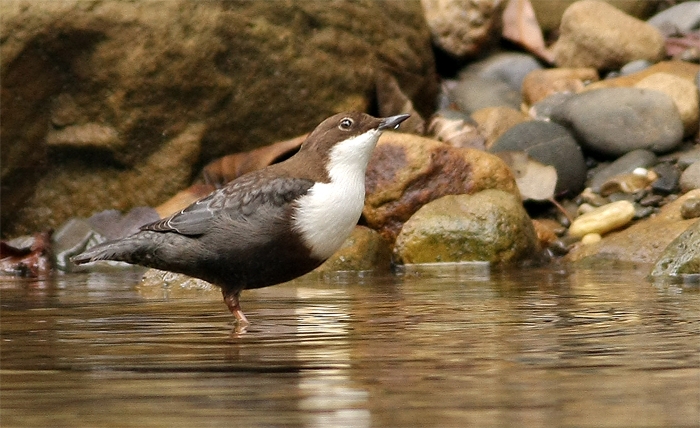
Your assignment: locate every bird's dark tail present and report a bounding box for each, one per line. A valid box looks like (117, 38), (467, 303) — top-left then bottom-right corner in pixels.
(71, 235), (153, 266)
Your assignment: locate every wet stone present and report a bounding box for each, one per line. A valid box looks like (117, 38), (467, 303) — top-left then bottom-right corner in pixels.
(681, 198), (700, 220)
(577, 203), (597, 216)
(521, 67), (598, 106)
(470, 106), (529, 149)
(651, 162), (681, 195)
(548, 238), (572, 256)
(581, 233), (602, 245)
(422, 0), (504, 58)
(315, 226), (391, 273)
(427, 109), (485, 149)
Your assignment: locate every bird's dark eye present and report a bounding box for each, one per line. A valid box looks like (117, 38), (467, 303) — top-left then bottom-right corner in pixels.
(339, 118), (353, 130)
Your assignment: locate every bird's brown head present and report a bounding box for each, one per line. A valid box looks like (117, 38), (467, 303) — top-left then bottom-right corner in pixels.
(298, 112), (409, 165)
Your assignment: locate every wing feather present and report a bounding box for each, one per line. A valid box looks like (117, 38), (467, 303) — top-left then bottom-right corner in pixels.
(141, 174), (314, 236)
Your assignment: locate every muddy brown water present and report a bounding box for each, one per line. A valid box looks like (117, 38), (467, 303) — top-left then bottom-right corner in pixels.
(1, 264), (699, 427)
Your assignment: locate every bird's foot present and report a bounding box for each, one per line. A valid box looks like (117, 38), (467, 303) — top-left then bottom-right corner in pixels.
(223, 291), (249, 325)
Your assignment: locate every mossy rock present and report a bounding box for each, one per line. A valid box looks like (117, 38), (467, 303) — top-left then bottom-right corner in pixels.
(393, 189), (538, 264)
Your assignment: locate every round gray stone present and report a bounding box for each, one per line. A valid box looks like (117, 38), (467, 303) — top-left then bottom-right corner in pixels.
(490, 120), (587, 195)
(648, 1), (700, 34)
(465, 52), (543, 92)
(551, 87), (684, 157)
(451, 76), (521, 114)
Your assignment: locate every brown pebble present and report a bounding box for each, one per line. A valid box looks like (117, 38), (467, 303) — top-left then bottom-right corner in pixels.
(680, 197), (700, 219)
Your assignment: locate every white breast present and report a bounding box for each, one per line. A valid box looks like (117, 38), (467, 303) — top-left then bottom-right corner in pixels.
(293, 129), (381, 260)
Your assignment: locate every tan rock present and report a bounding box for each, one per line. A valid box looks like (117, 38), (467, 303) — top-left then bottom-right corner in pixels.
(586, 61), (700, 91)
(635, 73), (700, 137)
(521, 67), (599, 106)
(552, 0), (665, 70)
(568, 200), (635, 238)
(470, 106), (529, 149)
(421, 0), (504, 58)
(531, 0), (660, 33)
(364, 132), (520, 242)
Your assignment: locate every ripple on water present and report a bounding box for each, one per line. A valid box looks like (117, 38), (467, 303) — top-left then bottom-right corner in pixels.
(1, 266), (699, 427)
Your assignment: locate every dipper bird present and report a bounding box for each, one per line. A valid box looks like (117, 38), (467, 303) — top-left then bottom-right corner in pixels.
(72, 112), (409, 323)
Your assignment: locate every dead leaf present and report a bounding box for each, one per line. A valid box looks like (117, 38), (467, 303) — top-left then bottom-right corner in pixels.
(496, 151), (557, 201)
(502, 0), (555, 63)
(155, 134), (307, 217)
(201, 134), (306, 188)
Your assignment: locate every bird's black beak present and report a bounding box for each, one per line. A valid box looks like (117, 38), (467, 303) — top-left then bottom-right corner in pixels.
(378, 114), (410, 131)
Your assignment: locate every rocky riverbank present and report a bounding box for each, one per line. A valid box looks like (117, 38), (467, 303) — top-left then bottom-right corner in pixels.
(2, 0), (700, 279)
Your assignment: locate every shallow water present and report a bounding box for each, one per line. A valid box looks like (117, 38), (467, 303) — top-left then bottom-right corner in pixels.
(1, 264), (699, 428)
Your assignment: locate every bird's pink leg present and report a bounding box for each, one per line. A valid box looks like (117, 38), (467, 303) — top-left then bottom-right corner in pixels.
(223, 290), (249, 324)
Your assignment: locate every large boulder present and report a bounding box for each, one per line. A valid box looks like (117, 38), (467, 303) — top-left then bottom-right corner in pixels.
(1, 0), (437, 237)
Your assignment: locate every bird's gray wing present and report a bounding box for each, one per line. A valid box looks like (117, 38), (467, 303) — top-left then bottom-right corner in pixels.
(141, 174), (315, 236)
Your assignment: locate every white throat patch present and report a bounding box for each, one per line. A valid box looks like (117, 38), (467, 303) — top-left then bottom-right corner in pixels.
(293, 129), (381, 260)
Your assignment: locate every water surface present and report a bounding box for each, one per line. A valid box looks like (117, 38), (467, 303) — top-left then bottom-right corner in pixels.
(1, 265), (699, 427)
